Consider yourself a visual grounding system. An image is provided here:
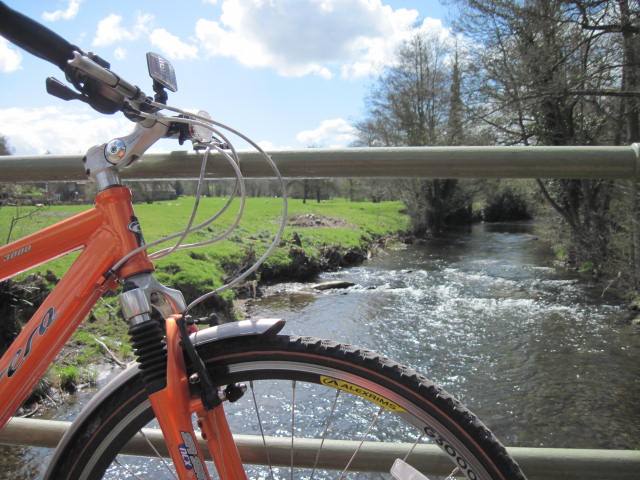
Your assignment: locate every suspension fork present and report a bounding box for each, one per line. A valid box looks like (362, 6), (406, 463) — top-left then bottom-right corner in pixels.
(152, 314), (246, 480)
(120, 279), (246, 480)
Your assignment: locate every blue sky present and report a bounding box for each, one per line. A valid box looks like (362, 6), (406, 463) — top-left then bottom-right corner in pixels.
(0, 0), (457, 155)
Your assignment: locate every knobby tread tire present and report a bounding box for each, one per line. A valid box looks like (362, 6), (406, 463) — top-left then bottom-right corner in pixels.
(45, 334), (526, 480)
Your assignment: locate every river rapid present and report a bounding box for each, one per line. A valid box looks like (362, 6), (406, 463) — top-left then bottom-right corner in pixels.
(246, 222), (640, 450)
(2, 222), (639, 478)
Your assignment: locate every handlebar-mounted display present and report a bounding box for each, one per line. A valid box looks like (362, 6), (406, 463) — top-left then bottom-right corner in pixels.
(147, 52), (177, 93)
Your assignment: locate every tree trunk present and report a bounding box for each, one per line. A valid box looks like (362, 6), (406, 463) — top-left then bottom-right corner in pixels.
(619, 0), (640, 289)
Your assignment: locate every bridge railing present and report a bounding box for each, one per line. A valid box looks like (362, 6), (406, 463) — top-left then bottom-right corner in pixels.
(1, 145), (639, 479)
(0, 418), (638, 480)
(1, 144), (639, 181)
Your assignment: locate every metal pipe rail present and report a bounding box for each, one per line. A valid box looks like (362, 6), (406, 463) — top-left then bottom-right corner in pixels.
(1, 145), (640, 181)
(1, 417), (638, 479)
(2, 146), (639, 479)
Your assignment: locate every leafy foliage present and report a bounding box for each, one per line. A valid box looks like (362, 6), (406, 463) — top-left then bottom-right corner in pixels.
(356, 34), (476, 236)
(451, 0), (639, 289)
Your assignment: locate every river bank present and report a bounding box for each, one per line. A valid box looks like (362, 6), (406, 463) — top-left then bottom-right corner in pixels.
(0, 198), (409, 403)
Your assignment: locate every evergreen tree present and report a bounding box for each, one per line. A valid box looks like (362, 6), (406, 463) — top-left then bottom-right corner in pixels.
(447, 48), (464, 145)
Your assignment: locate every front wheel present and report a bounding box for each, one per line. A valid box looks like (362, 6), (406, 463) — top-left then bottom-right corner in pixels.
(45, 334), (526, 480)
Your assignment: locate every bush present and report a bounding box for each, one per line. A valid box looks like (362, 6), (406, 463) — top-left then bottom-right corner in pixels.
(483, 187), (532, 222)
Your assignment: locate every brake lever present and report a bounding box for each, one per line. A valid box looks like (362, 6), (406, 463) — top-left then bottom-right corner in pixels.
(46, 76), (86, 103)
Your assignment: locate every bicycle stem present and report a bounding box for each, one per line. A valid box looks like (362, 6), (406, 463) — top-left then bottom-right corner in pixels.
(84, 118), (171, 190)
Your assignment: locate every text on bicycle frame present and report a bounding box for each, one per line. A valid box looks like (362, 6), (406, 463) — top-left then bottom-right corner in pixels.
(3, 244), (32, 263)
(0, 307), (57, 382)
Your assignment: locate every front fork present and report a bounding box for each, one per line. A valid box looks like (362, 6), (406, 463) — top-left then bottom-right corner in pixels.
(120, 275), (246, 480)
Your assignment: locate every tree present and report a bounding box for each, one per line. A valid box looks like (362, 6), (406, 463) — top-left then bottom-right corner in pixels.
(447, 48), (464, 145)
(357, 34), (473, 236)
(358, 35), (450, 147)
(0, 135), (10, 155)
(454, 0), (635, 276)
(570, 0), (640, 287)
(174, 181), (184, 197)
(0, 136), (15, 211)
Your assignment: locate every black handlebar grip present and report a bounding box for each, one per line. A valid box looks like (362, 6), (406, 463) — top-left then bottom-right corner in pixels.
(0, 1), (80, 70)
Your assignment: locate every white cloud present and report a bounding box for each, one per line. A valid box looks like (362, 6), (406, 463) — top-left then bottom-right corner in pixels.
(296, 118), (358, 148)
(0, 38), (22, 73)
(257, 140), (292, 151)
(0, 106), (131, 155)
(195, 0), (451, 78)
(114, 47), (127, 61)
(93, 13), (153, 47)
(93, 14), (128, 47)
(341, 16), (453, 77)
(150, 29), (199, 60)
(42, 0), (83, 22)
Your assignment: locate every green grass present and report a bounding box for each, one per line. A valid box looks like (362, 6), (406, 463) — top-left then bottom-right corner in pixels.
(50, 364), (97, 392)
(2, 197), (407, 286)
(1, 197), (408, 375)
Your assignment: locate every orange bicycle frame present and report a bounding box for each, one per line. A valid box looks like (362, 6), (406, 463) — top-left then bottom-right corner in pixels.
(0, 185), (246, 479)
(0, 186), (151, 428)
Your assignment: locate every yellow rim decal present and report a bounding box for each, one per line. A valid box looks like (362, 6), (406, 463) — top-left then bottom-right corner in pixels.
(320, 376), (406, 412)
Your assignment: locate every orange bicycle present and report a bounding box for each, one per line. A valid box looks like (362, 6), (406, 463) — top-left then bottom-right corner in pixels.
(0, 3), (526, 479)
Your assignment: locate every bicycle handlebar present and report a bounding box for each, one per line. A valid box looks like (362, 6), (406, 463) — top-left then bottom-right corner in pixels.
(0, 1), (153, 116)
(68, 52), (144, 103)
(0, 1), (80, 71)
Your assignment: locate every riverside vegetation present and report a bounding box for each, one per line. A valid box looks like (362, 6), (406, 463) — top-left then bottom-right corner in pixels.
(4, 0), (640, 402)
(0, 197), (408, 402)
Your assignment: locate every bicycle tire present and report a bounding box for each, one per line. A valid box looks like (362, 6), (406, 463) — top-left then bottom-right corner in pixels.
(45, 334), (526, 480)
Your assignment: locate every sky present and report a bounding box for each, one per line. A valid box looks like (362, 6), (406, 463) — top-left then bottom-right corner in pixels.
(0, 0), (458, 156)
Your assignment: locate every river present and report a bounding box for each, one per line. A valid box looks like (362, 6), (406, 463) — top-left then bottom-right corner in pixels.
(245, 222), (640, 450)
(2, 222), (639, 478)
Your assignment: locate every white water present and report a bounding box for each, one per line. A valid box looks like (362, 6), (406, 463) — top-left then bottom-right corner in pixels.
(247, 223), (640, 450)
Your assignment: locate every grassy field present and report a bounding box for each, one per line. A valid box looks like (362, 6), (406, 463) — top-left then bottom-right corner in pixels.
(1, 196), (408, 286)
(1, 197), (408, 389)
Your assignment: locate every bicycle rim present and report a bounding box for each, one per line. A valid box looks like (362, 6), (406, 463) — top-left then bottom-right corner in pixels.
(45, 334), (526, 480)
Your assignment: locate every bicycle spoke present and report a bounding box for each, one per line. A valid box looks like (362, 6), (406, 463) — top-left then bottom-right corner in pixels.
(446, 467), (461, 479)
(50, 336), (525, 480)
(403, 433), (424, 462)
(309, 389), (341, 480)
(113, 457), (146, 480)
(139, 429), (178, 479)
(337, 406), (384, 480)
(109, 428), (178, 480)
(250, 380), (275, 480)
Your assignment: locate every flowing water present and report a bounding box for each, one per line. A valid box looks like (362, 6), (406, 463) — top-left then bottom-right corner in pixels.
(2, 222), (639, 479)
(246, 222), (640, 450)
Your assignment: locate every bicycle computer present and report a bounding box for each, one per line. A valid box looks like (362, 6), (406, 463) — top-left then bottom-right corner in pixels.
(146, 52), (177, 92)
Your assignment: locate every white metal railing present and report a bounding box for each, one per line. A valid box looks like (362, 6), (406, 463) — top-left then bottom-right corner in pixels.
(1, 145), (639, 182)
